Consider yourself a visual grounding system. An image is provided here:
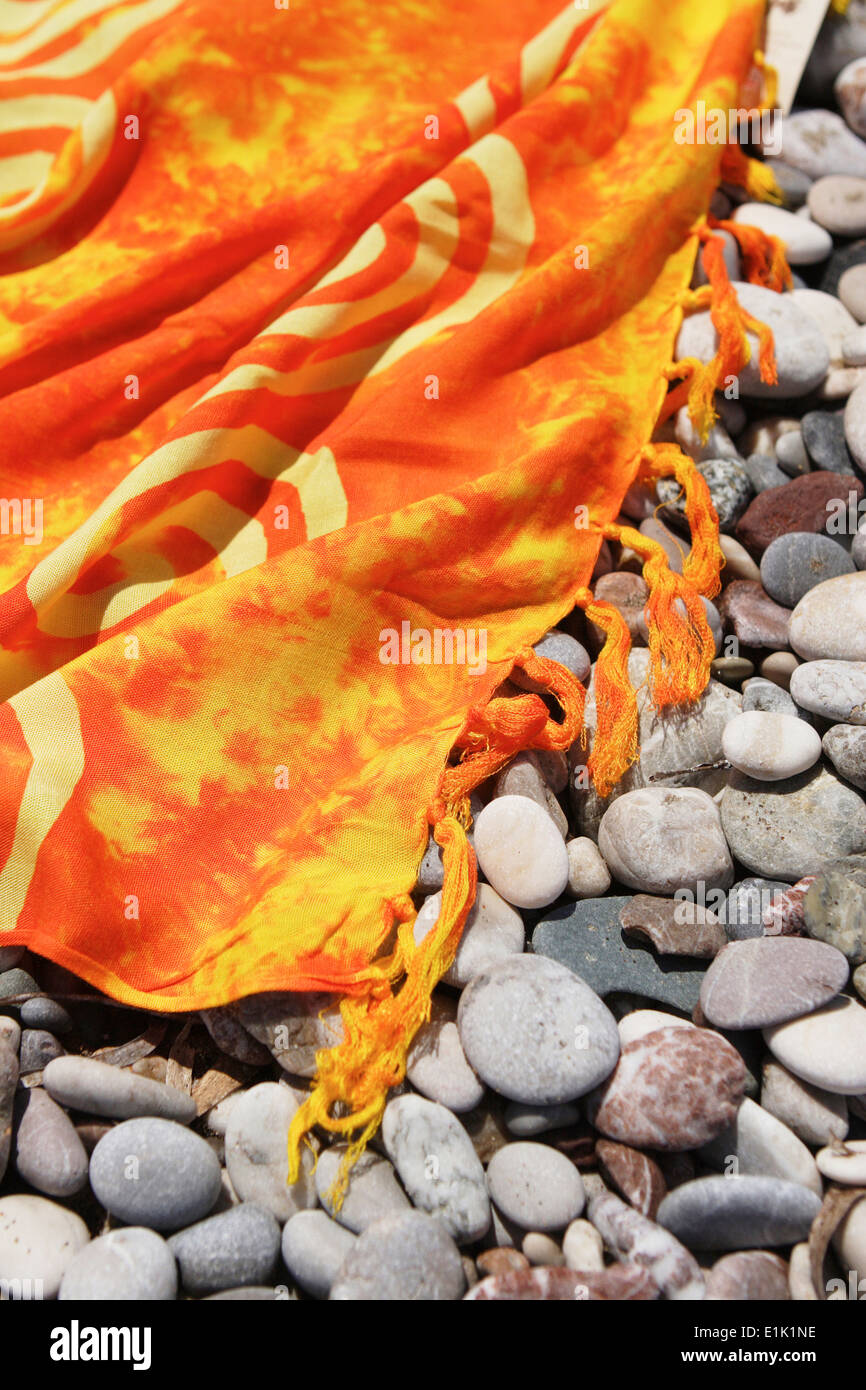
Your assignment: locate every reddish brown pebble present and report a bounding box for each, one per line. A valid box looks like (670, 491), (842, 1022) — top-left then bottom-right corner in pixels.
(596, 1140), (667, 1219)
(619, 896), (727, 959)
(464, 1264), (658, 1300)
(476, 1247), (530, 1278)
(586, 1025), (746, 1151)
(762, 877), (815, 936)
(705, 1251), (790, 1301)
(735, 472), (864, 557)
(717, 581), (792, 649)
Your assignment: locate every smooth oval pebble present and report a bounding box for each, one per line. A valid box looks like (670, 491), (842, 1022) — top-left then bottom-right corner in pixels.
(59, 1227), (177, 1301)
(808, 175), (866, 236)
(43, 1055), (196, 1124)
(510, 630), (590, 690)
(329, 1211), (465, 1301)
(585, 1025), (745, 1151)
(19, 1028), (64, 1074)
(413, 883), (524, 986)
(760, 532), (854, 610)
(13, 1088), (89, 1198)
(503, 1100), (580, 1137)
(719, 766), (866, 882)
(734, 201), (833, 264)
(699, 1097), (822, 1196)
(486, 1142), (584, 1232)
(675, 281), (830, 397)
(282, 1210), (357, 1299)
(224, 1082), (316, 1223)
(456, 954), (620, 1106)
(0, 1194), (90, 1299)
(314, 1144), (410, 1233)
(565, 837), (611, 899)
(597, 787), (733, 896)
(816, 1138), (866, 1185)
(790, 660), (866, 724)
(90, 1118), (222, 1231)
(764, 995), (866, 1095)
(761, 1059), (849, 1148)
(657, 1176), (821, 1250)
(705, 1250), (790, 1301)
(381, 1094), (490, 1244)
(699, 937), (849, 1029)
(406, 1007), (484, 1113)
(168, 1201), (281, 1295)
(778, 110), (866, 180)
(472, 796), (568, 909)
(721, 711), (821, 782)
(789, 572), (866, 660)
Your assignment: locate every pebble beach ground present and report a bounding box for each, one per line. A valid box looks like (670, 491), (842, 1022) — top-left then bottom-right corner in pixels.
(7, 19), (866, 1307)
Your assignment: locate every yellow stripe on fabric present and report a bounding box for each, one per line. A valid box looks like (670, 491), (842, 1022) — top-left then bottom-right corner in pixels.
(0, 671), (84, 931)
(0, 0), (127, 66)
(0, 0), (184, 82)
(0, 150), (52, 193)
(0, 93), (93, 132)
(454, 74), (497, 139)
(518, 0), (607, 103)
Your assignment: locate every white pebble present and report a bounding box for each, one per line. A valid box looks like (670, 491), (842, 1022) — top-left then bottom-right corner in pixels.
(472, 795), (568, 909)
(721, 711), (822, 781)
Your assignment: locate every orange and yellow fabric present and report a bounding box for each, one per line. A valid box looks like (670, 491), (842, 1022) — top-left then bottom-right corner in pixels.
(0, 0), (787, 1174)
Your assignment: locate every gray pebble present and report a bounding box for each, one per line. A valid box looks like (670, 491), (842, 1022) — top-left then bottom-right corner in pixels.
(13, 1088), (88, 1198)
(725, 879), (790, 941)
(503, 1101), (581, 1138)
(414, 791), (484, 895)
(59, 1228), (177, 1301)
(0, 969), (38, 1007)
(329, 1211), (465, 1301)
(405, 1000), (484, 1112)
(19, 1029), (64, 1074)
(44, 1056), (196, 1123)
(775, 430), (811, 477)
(760, 533), (854, 609)
(657, 1176), (822, 1250)
(719, 766), (866, 881)
(486, 1142), (585, 1232)
(168, 1202), (280, 1295)
(743, 454), (790, 494)
(224, 1082), (316, 1223)
(801, 410), (856, 475)
(235, 993), (343, 1077)
(282, 1209), (357, 1299)
(742, 679), (798, 718)
(0, 1037), (18, 1183)
(382, 1094), (490, 1244)
(90, 1118), (222, 1230)
(204, 1286), (289, 1300)
(314, 1144), (410, 1232)
(456, 954), (620, 1106)
(765, 160), (813, 209)
(823, 723), (866, 789)
(510, 631), (590, 691)
(19, 997), (73, 1035)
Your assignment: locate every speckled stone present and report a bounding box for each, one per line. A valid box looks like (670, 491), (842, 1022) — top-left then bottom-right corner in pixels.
(532, 897), (706, 1013)
(413, 883), (524, 988)
(598, 788), (733, 896)
(464, 1264), (657, 1300)
(382, 1094), (490, 1244)
(588, 1188), (704, 1299)
(705, 1251), (790, 1301)
(658, 457), (752, 534)
(789, 573), (866, 661)
(585, 1025), (746, 1151)
(59, 1227), (177, 1301)
(486, 1142), (584, 1232)
(760, 533), (854, 611)
(0, 1194), (90, 1300)
(762, 877), (815, 937)
(90, 1118), (222, 1231)
(657, 1176), (822, 1251)
(719, 766), (866, 882)
(595, 1141), (666, 1220)
(791, 660), (866, 723)
(736, 473), (863, 558)
(725, 879), (790, 941)
(168, 1202), (281, 1296)
(676, 282), (830, 399)
(742, 678), (798, 717)
(764, 994), (866, 1095)
(823, 723), (866, 789)
(314, 1145), (410, 1232)
(699, 937), (849, 1030)
(803, 855), (866, 964)
(329, 1211), (465, 1301)
(456, 953), (620, 1105)
(717, 581), (791, 649)
(761, 1059), (848, 1147)
(619, 894), (726, 958)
